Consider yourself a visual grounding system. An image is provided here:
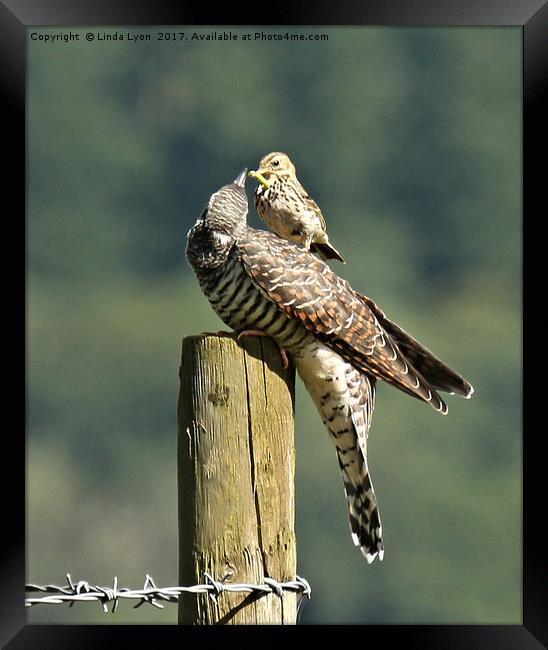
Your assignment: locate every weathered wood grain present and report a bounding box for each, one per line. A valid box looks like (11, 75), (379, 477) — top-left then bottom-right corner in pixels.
(178, 334), (297, 624)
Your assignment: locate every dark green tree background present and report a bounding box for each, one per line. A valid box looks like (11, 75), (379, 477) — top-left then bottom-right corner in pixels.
(28, 26), (521, 624)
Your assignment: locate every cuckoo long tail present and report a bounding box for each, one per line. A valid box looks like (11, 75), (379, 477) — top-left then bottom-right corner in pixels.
(294, 340), (383, 562)
(336, 444), (384, 563)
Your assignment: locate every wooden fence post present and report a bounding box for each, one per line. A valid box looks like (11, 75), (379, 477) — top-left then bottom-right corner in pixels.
(177, 334), (297, 624)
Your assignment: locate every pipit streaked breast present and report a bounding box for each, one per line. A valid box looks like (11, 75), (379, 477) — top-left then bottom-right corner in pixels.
(249, 152), (345, 263)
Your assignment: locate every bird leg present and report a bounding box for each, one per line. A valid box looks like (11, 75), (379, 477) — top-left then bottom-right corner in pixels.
(237, 330), (290, 370)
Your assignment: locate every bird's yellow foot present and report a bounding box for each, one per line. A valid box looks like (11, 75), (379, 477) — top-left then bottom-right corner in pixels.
(248, 170), (271, 189)
(237, 330), (290, 370)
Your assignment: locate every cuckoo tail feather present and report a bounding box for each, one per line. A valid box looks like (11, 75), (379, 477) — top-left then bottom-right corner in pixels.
(337, 451), (384, 563)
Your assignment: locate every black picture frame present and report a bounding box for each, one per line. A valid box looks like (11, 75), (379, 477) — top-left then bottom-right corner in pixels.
(3, 1), (544, 647)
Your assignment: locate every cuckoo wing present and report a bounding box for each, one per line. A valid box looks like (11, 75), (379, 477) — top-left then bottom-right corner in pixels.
(354, 293), (474, 398)
(239, 230), (448, 414)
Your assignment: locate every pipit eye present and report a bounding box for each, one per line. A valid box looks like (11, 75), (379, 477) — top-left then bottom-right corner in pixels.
(272, 160), (279, 167)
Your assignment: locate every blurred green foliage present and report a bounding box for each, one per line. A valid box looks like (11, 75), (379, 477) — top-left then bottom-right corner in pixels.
(28, 26), (521, 624)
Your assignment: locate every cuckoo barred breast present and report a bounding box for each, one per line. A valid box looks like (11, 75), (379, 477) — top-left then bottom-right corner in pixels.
(186, 169), (474, 563)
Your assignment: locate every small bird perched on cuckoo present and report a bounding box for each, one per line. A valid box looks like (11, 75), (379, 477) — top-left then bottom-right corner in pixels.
(186, 169), (473, 563)
(248, 152), (345, 263)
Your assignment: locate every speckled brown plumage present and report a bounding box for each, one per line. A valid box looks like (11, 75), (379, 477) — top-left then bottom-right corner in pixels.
(239, 230), (470, 414)
(250, 152), (345, 263)
(354, 293), (474, 398)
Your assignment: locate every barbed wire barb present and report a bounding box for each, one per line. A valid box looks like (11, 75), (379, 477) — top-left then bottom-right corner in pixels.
(25, 574), (312, 612)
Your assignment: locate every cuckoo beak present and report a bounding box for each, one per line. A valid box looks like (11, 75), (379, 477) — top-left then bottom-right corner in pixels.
(233, 168), (248, 188)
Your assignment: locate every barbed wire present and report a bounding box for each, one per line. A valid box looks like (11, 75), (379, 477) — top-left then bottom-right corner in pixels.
(25, 573), (312, 614)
